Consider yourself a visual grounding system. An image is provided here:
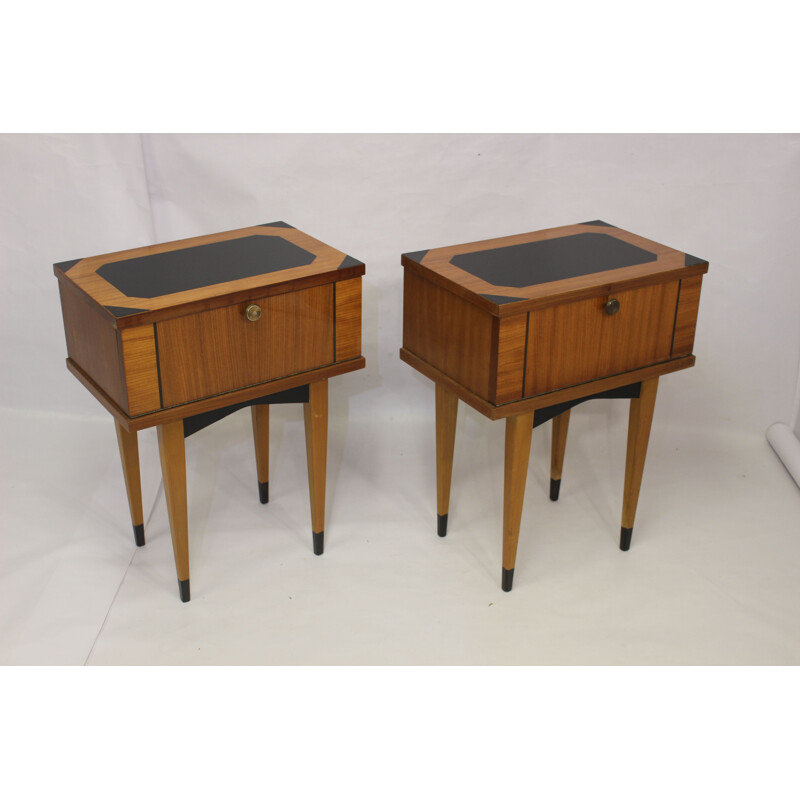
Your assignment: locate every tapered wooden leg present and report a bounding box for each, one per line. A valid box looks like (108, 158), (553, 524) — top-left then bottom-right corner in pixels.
(157, 420), (190, 602)
(251, 404), (270, 504)
(549, 409), (570, 501)
(620, 377), (659, 551)
(502, 411), (535, 591)
(115, 421), (145, 546)
(304, 380), (328, 555)
(435, 383), (458, 537)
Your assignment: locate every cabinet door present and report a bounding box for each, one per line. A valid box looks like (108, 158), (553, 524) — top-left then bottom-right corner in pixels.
(524, 281), (679, 396)
(157, 284), (334, 407)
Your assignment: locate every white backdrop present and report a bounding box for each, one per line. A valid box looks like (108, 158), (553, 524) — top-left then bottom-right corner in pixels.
(1, 133), (799, 436)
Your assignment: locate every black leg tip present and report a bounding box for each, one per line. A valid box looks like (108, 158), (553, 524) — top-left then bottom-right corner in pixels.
(501, 567), (515, 592)
(437, 513), (448, 537)
(313, 531), (324, 556)
(178, 579), (190, 603)
(549, 478), (561, 502)
(258, 481), (269, 504)
(133, 523), (145, 547)
(620, 526), (633, 551)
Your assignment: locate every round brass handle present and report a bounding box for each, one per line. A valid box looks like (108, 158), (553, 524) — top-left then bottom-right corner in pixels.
(245, 304), (262, 322)
(604, 298), (620, 316)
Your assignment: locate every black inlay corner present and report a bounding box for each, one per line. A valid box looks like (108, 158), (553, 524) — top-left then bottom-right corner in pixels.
(260, 221), (294, 228)
(549, 478), (561, 502)
(179, 579), (190, 603)
(620, 527), (633, 551)
(313, 531), (324, 556)
(437, 513), (448, 537)
(54, 258), (82, 273)
(258, 481), (269, 504)
(402, 249), (429, 264)
(480, 293), (523, 305)
(105, 305), (147, 318)
(338, 254), (364, 270)
(684, 253), (707, 267)
(501, 568), (514, 592)
(451, 234), (657, 289)
(97, 235), (316, 298)
(133, 524), (145, 547)
(581, 220), (615, 227)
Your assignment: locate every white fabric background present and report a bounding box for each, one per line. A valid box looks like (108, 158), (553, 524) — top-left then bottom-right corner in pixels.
(1, 133), (799, 668)
(1, 133), (798, 434)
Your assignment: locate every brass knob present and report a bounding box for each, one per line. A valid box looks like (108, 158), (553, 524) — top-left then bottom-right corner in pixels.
(604, 298), (620, 316)
(245, 304), (262, 322)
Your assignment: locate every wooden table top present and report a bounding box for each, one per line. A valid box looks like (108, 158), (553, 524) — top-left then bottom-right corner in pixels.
(54, 222), (365, 328)
(401, 220), (708, 316)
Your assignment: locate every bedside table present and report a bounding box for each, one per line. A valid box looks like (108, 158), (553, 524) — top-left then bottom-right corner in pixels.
(55, 222), (365, 601)
(400, 220), (708, 591)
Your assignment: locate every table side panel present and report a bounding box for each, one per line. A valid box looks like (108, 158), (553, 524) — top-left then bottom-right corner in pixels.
(58, 280), (129, 412)
(524, 281), (680, 396)
(671, 276), (703, 357)
(334, 277), (362, 361)
(120, 325), (162, 415)
(493, 314), (527, 404)
(403, 270), (493, 401)
(157, 284), (335, 407)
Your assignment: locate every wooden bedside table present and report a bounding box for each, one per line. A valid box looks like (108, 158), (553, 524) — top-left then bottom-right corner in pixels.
(55, 222), (365, 601)
(400, 220), (708, 591)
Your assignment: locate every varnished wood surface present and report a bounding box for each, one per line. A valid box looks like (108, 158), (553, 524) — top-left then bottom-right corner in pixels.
(492, 314), (527, 404)
(119, 325), (161, 415)
(622, 377), (658, 532)
(334, 277), (362, 361)
(54, 223), (365, 329)
(399, 346), (694, 421)
(157, 420), (189, 583)
(304, 380), (328, 536)
(115, 421), (144, 530)
(435, 383), (458, 518)
(403, 270), (494, 400)
(67, 355), (365, 432)
(59, 280), (128, 412)
(671, 276), (703, 357)
(550, 410), (570, 482)
(524, 281), (679, 396)
(402, 222), (708, 317)
(157, 284), (335, 407)
(251, 405), (269, 486)
(503, 412), (534, 571)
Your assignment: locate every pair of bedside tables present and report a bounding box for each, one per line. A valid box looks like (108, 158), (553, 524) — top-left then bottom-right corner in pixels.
(55, 220), (707, 601)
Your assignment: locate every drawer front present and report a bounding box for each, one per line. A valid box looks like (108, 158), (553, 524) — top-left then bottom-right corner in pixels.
(524, 281), (679, 396)
(157, 284), (335, 407)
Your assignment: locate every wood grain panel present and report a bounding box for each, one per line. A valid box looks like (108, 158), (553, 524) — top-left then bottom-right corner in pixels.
(403, 270), (494, 401)
(157, 284), (334, 407)
(58, 280), (127, 410)
(524, 281), (679, 396)
(671, 276), (703, 357)
(120, 325), (161, 415)
(492, 314), (527, 404)
(335, 277), (362, 361)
